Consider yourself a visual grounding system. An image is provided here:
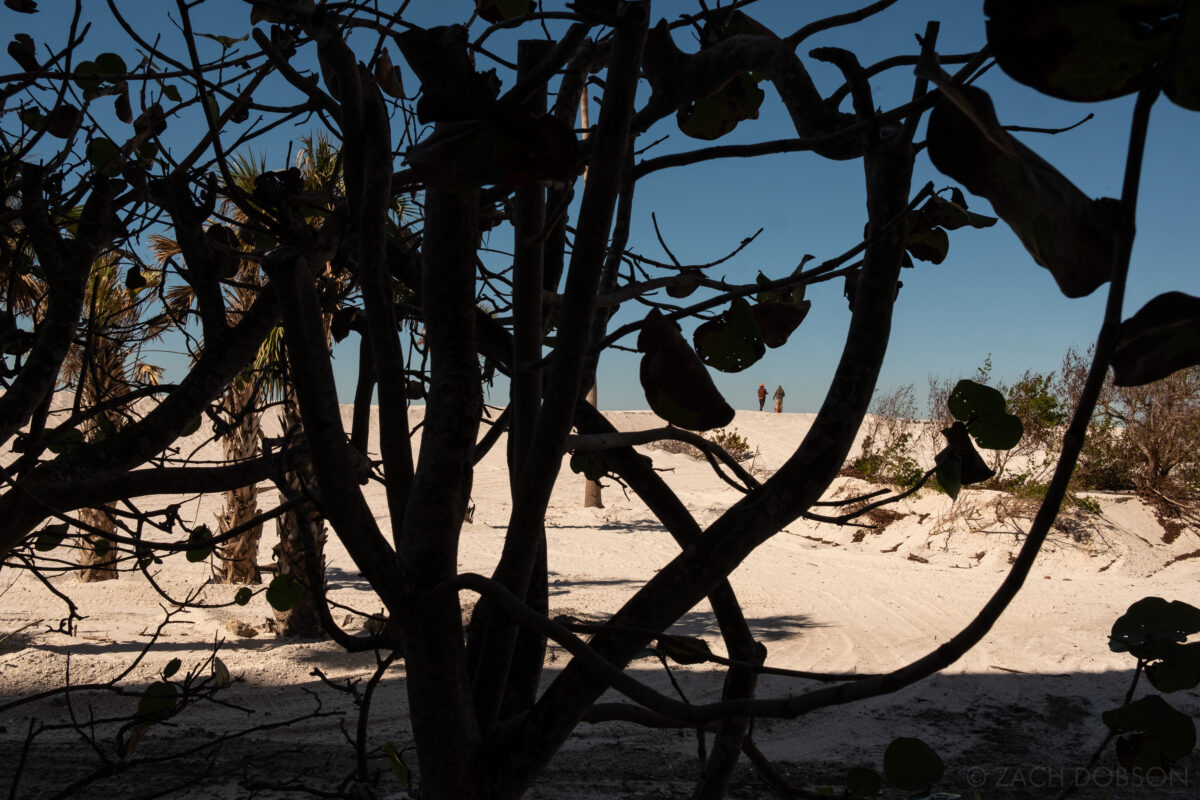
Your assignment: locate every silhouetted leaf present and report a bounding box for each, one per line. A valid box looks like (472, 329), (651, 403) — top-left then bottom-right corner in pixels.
(926, 84), (1119, 298)
(162, 658), (181, 679)
(1110, 596), (1200, 658)
(1146, 643), (1200, 693)
(384, 741), (410, 788)
(985, 0), (1200, 111)
(845, 766), (883, 798)
(125, 266), (147, 291)
(936, 454), (962, 500)
(4, 0), (38, 14)
(196, 32), (248, 49)
(476, 0), (533, 23)
(34, 522), (69, 552)
(406, 108), (578, 191)
(266, 572), (302, 612)
(137, 681), (178, 722)
(114, 87), (132, 123)
(936, 421), (996, 491)
(46, 426), (83, 454)
(638, 309), (734, 432)
(569, 452), (606, 482)
(968, 411), (1023, 450)
(1112, 292), (1200, 386)
(94, 52), (127, 77)
(162, 83), (181, 103)
(181, 416), (202, 437)
(205, 223), (241, 279)
(752, 300), (810, 348)
(948, 379), (1005, 421)
(667, 268), (701, 298)
(8, 33), (38, 71)
(234, 587), (252, 606)
(677, 73), (765, 140)
(883, 737), (944, 791)
(374, 49), (404, 98)
(657, 635), (713, 665)
(1103, 695), (1196, 771)
(86, 137), (121, 175)
(904, 210), (950, 264)
(693, 297), (765, 373)
(185, 525), (214, 563)
(73, 60), (101, 91)
(43, 103), (81, 138)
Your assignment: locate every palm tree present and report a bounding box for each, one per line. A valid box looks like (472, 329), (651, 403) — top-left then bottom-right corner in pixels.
(60, 255), (163, 582)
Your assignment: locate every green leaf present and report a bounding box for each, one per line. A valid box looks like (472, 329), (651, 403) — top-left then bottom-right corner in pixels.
(93, 52), (127, 77)
(677, 73), (765, 140)
(926, 84), (1119, 298)
(234, 587), (252, 606)
(162, 658), (181, 679)
(904, 221), (950, 264)
(936, 421), (996, 492)
(1112, 292), (1200, 386)
(1103, 695), (1196, 770)
(882, 736), (944, 791)
(667, 268), (701, 299)
(212, 656), (231, 688)
(266, 573), (302, 612)
(920, 194), (998, 231)
(185, 525), (214, 563)
(936, 455), (962, 500)
(1110, 597), (1200, 658)
(34, 522), (69, 552)
(136, 544), (163, 568)
(693, 297), (766, 373)
(845, 766), (883, 798)
(569, 452), (606, 483)
(968, 410), (1024, 451)
(85, 137), (121, 175)
(136, 681), (178, 722)
(162, 83), (181, 103)
(475, 0), (533, 24)
(656, 635), (713, 665)
(948, 379), (1005, 422)
(383, 741), (410, 788)
(985, 0), (1200, 112)
(46, 426), (84, 454)
(73, 59), (101, 91)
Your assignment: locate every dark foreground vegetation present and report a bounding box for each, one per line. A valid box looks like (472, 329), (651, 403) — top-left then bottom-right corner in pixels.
(2, 1), (1199, 798)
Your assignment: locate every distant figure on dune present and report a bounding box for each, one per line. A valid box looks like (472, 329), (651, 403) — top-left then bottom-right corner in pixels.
(773, 385), (785, 413)
(757, 382), (767, 411)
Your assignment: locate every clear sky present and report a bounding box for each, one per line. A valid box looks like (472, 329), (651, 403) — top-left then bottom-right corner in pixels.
(7, 1), (1198, 415)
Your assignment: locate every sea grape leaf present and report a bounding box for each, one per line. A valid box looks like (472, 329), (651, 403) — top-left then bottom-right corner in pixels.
(752, 300), (810, 348)
(185, 524), (214, 563)
(1145, 643), (1200, 693)
(8, 33), (38, 71)
(73, 60), (101, 91)
(1103, 695), (1196, 770)
(234, 587), (252, 606)
(181, 415), (202, 437)
(1110, 596), (1200, 658)
(476, 0), (533, 23)
(677, 73), (765, 140)
(162, 658), (181, 679)
(136, 681), (178, 722)
(34, 522), (69, 551)
(638, 309), (735, 431)
(657, 635), (713, 665)
(569, 452), (606, 483)
(374, 49), (404, 99)
(882, 737), (944, 791)
(936, 421), (996, 492)
(948, 379), (1005, 421)
(43, 103), (81, 138)
(667, 268), (701, 298)
(94, 52), (127, 77)
(46, 426), (84, 454)
(985, 0), (1200, 111)
(904, 211), (950, 264)
(926, 84), (1119, 298)
(266, 572), (302, 611)
(921, 194), (997, 231)
(935, 454), (963, 500)
(1112, 292), (1200, 386)
(968, 411), (1024, 451)
(693, 297), (766, 373)
(406, 108), (578, 191)
(845, 766), (883, 798)
(86, 138), (121, 175)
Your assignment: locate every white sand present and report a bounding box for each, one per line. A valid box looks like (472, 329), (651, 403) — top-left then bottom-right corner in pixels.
(1, 408), (1198, 798)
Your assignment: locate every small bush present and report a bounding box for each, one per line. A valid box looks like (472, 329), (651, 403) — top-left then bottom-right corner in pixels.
(847, 433), (925, 489)
(705, 427), (753, 461)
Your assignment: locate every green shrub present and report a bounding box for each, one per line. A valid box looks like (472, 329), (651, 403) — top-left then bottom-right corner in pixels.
(847, 433), (924, 490)
(705, 427), (752, 460)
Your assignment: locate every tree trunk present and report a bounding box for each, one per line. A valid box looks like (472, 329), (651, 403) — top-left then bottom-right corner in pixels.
(77, 506), (118, 582)
(270, 398), (327, 637)
(583, 382), (603, 508)
(213, 380), (263, 584)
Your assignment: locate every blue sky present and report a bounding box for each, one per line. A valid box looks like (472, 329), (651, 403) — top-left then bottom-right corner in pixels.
(7, 1), (1198, 414)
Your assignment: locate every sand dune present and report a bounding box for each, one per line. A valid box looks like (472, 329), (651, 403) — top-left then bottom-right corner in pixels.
(1, 408), (1197, 798)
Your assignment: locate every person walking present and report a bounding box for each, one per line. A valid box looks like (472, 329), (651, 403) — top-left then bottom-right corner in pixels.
(773, 385), (785, 413)
(757, 382), (767, 411)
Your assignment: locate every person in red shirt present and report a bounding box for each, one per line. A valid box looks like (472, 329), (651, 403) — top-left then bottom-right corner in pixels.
(757, 382), (767, 410)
